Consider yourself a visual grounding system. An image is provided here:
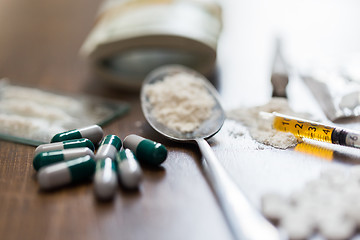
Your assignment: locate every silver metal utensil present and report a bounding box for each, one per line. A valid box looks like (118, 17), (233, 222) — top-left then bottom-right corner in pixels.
(141, 65), (280, 240)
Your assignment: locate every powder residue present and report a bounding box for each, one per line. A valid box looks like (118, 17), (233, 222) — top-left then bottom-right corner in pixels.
(144, 72), (215, 132)
(227, 98), (305, 149)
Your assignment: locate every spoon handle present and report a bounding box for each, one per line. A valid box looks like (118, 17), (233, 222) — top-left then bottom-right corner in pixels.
(195, 138), (280, 240)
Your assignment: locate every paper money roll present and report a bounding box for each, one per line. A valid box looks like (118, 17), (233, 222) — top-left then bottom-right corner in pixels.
(80, 0), (222, 90)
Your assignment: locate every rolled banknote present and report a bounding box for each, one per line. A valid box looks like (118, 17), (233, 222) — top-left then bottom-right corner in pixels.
(80, 0), (222, 90)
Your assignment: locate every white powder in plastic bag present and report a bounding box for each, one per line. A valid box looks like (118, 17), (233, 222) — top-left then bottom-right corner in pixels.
(0, 79), (128, 145)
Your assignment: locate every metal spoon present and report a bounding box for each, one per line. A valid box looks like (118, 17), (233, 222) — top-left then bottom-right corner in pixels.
(141, 65), (279, 240)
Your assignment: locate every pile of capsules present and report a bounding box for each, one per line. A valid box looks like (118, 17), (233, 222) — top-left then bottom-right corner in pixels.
(33, 125), (167, 200)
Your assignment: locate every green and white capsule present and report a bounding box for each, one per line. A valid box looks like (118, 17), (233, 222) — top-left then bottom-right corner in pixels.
(51, 125), (104, 145)
(116, 149), (142, 189)
(123, 134), (167, 166)
(95, 135), (122, 161)
(35, 138), (95, 156)
(37, 155), (96, 190)
(94, 157), (118, 200)
(33, 147), (94, 171)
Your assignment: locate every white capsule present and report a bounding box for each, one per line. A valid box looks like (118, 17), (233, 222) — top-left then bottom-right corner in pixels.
(123, 134), (167, 166)
(37, 155), (96, 190)
(116, 149), (142, 189)
(35, 138), (95, 156)
(94, 158), (118, 200)
(51, 125), (104, 145)
(38, 162), (71, 190)
(33, 147), (95, 171)
(95, 135), (122, 161)
(79, 125), (103, 143)
(35, 142), (65, 156)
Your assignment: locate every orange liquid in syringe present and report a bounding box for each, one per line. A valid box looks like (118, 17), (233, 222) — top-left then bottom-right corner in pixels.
(273, 115), (334, 143)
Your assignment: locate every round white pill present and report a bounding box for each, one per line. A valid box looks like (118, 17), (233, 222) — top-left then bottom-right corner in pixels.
(319, 217), (356, 240)
(261, 193), (289, 223)
(280, 210), (314, 240)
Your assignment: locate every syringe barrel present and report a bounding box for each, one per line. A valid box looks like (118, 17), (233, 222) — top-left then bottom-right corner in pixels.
(269, 112), (360, 149)
(344, 130), (360, 148)
(272, 112), (334, 143)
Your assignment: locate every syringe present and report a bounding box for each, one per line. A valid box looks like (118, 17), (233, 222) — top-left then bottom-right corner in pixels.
(261, 112), (360, 149)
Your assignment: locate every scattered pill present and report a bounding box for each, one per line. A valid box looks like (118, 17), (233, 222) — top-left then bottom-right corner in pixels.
(343, 199), (360, 225)
(318, 217), (356, 240)
(349, 166), (360, 182)
(35, 138), (95, 156)
(288, 191), (311, 207)
(94, 157), (118, 200)
(95, 135), (122, 161)
(33, 147), (94, 171)
(311, 194), (341, 217)
(37, 155), (96, 190)
(261, 193), (289, 223)
(304, 179), (330, 194)
(116, 149), (142, 189)
(262, 166), (360, 239)
(320, 168), (348, 191)
(280, 210), (314, 240)
(123, 134), (167, 166)
(320, 167), (345, 179)
(50, 125), (104, 145)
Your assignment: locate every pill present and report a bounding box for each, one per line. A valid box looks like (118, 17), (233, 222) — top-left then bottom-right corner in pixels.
(95, 135), (122, 161)
(37, 155), (96, 190)
(304, 179), (330, 194)
(123, 134), (167, 166)
(320, 168), (348, 191)
(349, 166), (360, 182)
(51, 125), (104, 145)
(342, 198), (360, 226)
(280, 210), (315, 240)
(94, 157), (118, 200)
(261, 192), (290, 223)
(318, 217), (356, 240)
(35, 138), (95, 156)
(320, 168), (346, 180)
(116, 149), (142, 189)
(33, 147), (94, 171)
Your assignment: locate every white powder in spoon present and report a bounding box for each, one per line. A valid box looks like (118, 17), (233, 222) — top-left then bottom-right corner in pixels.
(227, 98), (304, 149)
(144, 72), (215, 132)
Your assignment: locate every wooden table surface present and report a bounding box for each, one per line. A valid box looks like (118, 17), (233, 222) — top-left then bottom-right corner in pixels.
(1, 1), (360, 240)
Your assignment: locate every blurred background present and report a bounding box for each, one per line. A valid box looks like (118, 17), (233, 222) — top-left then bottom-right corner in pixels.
(1, 0), (360, 109)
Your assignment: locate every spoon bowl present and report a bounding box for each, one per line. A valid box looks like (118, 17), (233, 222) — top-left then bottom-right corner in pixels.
(141, 65), (225, 141)
(141, 65), (279, 240)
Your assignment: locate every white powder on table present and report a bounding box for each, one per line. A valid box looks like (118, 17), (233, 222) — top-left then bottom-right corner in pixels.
(144, 72), (215, 132)
(227, 98), (304, 149)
